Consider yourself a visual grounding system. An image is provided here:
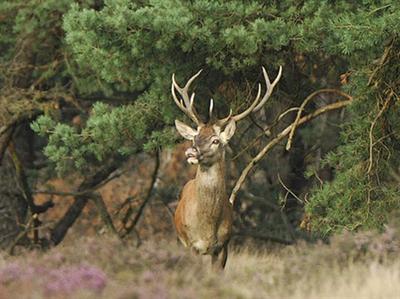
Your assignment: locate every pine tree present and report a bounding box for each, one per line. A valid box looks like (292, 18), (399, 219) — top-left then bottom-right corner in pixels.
(1, 1), (400, 246)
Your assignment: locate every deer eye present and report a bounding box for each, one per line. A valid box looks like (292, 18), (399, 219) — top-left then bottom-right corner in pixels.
(212, 139), (220, 145)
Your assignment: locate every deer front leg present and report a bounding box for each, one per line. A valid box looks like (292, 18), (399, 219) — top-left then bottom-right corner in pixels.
(211, 242), (229, 270)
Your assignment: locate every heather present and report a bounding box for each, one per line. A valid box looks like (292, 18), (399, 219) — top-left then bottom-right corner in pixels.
(1, 1), (400, 298)
(1, 225), (399, 299)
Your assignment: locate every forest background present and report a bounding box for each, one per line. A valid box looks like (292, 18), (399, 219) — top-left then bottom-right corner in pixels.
(0, 1), (399, 298)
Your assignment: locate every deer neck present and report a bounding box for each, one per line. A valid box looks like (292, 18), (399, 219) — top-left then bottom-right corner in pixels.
(195, 152), (226, 205)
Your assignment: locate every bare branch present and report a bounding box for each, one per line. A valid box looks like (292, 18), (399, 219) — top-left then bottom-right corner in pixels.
(90, 192), (119, 237)
(122, 151), (160, 238)
(286, 89), (353, 151)
(277, 173), (303, 205)
(33, 169), (127, 197)
(367, 91), (394, 173)
(50, 161), (121, 245)
(229, 99), (352, 205)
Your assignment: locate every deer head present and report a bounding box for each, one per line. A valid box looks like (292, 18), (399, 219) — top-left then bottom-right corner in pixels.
(172, 66), (282, 167)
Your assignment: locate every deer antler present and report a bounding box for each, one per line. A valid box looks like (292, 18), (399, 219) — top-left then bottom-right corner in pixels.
(217, 66), (282, 125)
(171, 70), (203, 126)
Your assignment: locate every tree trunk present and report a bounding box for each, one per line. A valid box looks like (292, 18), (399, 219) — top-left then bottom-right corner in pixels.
(0, 156), (27, 249)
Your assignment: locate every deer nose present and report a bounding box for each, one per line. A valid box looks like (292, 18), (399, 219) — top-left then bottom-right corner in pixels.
(185, 147), (201, 165)
(185, 147), (199, 158)
(193, 147), (204, 160)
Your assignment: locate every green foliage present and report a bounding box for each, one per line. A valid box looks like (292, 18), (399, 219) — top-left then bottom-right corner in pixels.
(4, 0), (400, 234)
(31, 99), (169, 173)
(0, 0), (95, 86)
(306, 41), (400, 235)
(29, 0), (398, 172)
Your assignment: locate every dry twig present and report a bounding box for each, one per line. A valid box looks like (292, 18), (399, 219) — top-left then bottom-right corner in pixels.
(367, 91), (394, 173)
(277, 173), (303, 205)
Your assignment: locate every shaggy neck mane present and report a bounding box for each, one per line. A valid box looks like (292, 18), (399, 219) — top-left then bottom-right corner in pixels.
(195, 151), (227, 206)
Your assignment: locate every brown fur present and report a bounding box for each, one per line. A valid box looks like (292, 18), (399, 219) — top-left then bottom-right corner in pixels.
(174, 126), (233, 270)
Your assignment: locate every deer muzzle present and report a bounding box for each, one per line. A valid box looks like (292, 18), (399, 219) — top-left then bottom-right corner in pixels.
(185, 147), (201, 165)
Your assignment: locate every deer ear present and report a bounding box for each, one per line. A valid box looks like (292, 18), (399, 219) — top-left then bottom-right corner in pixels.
(175, 120), (198, 140)
(220, 119), (236, 144)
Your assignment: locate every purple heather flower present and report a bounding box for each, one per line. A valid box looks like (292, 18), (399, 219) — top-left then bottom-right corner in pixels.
(43, 264), (107, 296)
(0, 263), (34, 284)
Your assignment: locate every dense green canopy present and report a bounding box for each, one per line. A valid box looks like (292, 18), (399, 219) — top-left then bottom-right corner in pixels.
(1, 0), (399, 242)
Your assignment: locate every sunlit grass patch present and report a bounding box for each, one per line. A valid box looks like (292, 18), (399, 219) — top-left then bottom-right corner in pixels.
(0, 226), (399, 298)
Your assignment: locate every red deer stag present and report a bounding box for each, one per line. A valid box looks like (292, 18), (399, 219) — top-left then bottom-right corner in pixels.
(172, 66), (282, 269)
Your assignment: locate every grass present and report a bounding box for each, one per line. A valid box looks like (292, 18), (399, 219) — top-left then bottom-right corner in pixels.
(0, 226), (399, 299)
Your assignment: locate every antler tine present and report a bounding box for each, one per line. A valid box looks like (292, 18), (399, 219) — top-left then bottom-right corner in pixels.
(184, 69), (203, 94)
(209, 98), (214, 120)
(253, 65), (282, 112)
(231, 83), (262, 122)
(171, 70), (203, 125)
(171, 76), (192, 116)
(190, 92), (195, 108)
(217, 65), (282, 125)
(173, 70), (202, 107)
(215, 109), (231, 126)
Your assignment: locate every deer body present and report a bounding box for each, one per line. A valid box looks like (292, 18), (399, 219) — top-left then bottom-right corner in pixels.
(171, 66), (282, 269)
(175, 147), (233, 257)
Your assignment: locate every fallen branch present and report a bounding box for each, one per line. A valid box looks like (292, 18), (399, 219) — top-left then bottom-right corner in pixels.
(229, 99), (352, 205)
